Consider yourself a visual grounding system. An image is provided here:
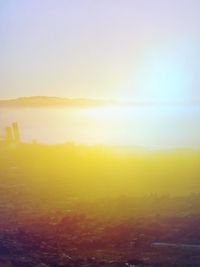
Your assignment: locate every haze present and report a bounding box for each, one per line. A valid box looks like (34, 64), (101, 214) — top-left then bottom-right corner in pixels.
(0, 0), (200, 103)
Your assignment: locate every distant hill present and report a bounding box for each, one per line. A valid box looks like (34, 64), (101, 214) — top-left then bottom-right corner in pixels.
(0, 96), (118, 108)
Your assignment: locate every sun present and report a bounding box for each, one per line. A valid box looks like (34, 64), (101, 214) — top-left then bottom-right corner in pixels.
(131, 45), (190, 104)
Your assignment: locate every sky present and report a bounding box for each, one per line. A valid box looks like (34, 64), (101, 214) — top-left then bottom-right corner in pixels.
(0, 0), (200, 103)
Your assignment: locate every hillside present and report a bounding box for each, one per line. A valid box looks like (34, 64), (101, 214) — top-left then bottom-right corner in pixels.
(0, 96), (117, 108)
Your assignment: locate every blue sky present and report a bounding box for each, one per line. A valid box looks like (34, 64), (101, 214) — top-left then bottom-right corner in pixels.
(0, 0), (200, 102)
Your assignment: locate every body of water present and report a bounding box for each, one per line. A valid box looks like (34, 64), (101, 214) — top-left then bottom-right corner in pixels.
(0, 106), (200, 149)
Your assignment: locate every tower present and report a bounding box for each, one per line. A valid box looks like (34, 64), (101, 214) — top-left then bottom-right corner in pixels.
(12, 122), (21, 144)
(5, 127), (13, 144)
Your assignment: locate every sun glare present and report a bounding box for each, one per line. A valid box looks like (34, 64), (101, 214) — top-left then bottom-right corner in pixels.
(133, 45), (190, 104)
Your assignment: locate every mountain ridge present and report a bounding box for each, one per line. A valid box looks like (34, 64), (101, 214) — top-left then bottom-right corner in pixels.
(0, 96), (118, 108)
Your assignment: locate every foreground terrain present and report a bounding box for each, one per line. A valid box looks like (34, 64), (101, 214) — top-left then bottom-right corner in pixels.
(0, 144), (200, 266)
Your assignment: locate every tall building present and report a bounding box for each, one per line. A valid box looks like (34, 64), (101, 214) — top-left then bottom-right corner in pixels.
(5, 127), (13, 144)
(12, 122), (21, 144)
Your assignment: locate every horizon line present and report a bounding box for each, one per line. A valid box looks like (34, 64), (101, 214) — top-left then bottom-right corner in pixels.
(0, 95), (199, 106)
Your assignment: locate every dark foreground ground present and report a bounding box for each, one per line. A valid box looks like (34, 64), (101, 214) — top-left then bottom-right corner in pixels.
(1, 200), (200, 267)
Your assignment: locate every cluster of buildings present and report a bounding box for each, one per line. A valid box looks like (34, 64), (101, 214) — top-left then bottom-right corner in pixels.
(1, 122), (21, 145)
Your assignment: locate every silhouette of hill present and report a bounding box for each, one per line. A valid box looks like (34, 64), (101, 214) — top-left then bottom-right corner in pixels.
(0, 96), (117, 108)
(1, 97), (197, 108)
